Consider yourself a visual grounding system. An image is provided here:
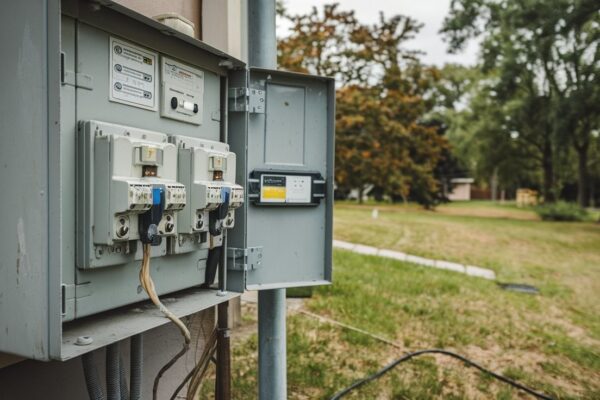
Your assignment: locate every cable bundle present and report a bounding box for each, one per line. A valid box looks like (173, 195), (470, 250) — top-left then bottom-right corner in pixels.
(139, 244), (192, 400)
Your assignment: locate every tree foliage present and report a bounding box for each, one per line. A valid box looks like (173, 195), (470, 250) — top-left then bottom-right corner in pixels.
(442, 0), (600, 206)
(278, 3), (450, 207)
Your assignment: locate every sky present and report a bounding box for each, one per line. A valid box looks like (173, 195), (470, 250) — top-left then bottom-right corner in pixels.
(277, 0), (480, 67)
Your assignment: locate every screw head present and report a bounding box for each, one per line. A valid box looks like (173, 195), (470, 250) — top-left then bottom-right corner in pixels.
(75, 336), (93, 346)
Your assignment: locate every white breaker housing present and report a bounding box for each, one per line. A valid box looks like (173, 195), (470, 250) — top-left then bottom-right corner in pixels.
(89, 121), (187, 248)
(170, 135), (244, 254)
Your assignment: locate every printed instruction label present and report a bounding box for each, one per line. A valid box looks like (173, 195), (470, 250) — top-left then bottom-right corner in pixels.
(260, 175), (312, 203)
(162, 57), (204, 93)
(109, 37), (158, 111)
(286, 175), (312, 203)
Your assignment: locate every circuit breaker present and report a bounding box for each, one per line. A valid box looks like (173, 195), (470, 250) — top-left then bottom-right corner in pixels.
(170, 135), (244, 255)
(78, 120), (187, 269)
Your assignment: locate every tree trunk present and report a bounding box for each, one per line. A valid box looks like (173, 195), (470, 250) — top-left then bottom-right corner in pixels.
(576, 145), (589, 208)
(372, 187), (384, 202)
(357, 187), (363, 204)
(542, 139), (556, 203)
(491, 167), (498, 202)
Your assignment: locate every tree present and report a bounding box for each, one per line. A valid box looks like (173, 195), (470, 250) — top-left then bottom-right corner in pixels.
(278, 3), (450, 208)
(428, 65), (486, 191)
(442, 0), (600, 206)
(277, 4), (360, 83)
(334, 85), (380, 201)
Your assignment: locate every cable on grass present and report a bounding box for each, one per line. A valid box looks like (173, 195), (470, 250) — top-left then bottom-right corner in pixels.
(294, 308), (554, 400)
(328, 348), (555, 400)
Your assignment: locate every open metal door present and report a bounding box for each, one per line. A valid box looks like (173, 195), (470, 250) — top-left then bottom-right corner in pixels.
(227, 68), (334, 291)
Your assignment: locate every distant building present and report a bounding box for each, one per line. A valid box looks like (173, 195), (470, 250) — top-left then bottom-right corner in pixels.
(516, 188), (538, 207)
(447, 178), (474, 201)
(347, 184), (374, 202)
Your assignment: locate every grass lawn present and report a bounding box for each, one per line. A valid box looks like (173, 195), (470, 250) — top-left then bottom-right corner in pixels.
(204, 201), (600, 399)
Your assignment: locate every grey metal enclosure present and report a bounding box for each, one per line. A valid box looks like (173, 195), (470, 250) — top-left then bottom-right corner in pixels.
(0, 0), (333, 363)
(1, 0), (243, 361)
(227, 68), (335, 291)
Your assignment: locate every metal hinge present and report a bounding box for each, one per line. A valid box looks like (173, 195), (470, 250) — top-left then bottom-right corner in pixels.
(61, 52), (93, 91)
(227, 246), (263, 271)
(228, 87), (265, 114)
(63, 71), (93, 90)
(61, 283), (75, 316)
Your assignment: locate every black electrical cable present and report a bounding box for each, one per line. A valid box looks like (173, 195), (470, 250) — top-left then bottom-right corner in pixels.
(129, 334), (143, 400)
(82, 351), (106, 400)
(329, 349), (555, 400)
(119, 357), (129, 400)
(205, 246), (222, 286)
(106, 343), (121, 400)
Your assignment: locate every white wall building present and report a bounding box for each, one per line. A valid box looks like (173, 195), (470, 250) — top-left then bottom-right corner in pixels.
(447, 178), (474, 201)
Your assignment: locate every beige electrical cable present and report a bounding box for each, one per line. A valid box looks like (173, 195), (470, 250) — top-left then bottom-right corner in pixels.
(186, 329), (218, 400)
(168, 328), (217, 400)
(140, 243), (192, 400)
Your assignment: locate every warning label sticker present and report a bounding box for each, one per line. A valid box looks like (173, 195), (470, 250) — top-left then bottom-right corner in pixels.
(261, 175), (287, 203)
(260, 175), (312, 204)
(109, 37), (158, 111)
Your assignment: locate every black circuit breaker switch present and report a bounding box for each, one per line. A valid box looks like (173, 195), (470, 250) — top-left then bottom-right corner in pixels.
(209, 187), (231, 236)
(139, 186), (165, 246)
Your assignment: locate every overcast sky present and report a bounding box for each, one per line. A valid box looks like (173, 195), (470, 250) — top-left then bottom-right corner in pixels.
(277, 0), (480, 67)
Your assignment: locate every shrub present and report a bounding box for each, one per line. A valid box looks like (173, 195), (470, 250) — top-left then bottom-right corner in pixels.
(535, 201), (588, 222)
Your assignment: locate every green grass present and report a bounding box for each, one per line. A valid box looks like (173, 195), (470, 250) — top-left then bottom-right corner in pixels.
(334, 201), (600, 327)
(203, 201), (600, 399)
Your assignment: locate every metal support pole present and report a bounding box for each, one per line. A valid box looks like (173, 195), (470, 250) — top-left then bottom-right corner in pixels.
(248, 0), (277, 69)
(258, 289), (287, 399)
(248, 1), (287, 399)
(216, 301), (232, 400)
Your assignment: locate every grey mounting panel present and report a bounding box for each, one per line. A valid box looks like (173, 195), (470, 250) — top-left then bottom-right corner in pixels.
(227, 68), (335, 292)
(0, 0), (245, 361)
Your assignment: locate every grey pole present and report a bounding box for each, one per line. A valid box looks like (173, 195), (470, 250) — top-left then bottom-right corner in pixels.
(258, 289), (287, 399)
(247, 1), (287, 399)
(248, 0), (277, 69)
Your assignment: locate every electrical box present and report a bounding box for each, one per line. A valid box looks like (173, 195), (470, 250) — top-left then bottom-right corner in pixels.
(0, 0), (245, 361)
(0, 0), (333, 362)
(227, 68), (335, 291)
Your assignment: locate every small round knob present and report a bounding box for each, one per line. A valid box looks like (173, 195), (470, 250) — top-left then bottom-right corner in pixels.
(165, 222), (174, 232)
(193, 103), (199, 114)
(147, 224), (159, 241)
(117, 226), (129, 238)
(170, 97), (178, 109)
